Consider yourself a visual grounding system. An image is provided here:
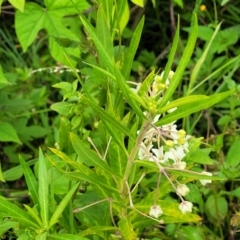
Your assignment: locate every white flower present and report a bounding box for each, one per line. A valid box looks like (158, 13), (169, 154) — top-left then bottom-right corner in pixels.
(177, 184), (190, 196)
(172, 161), (186, 170)
(149, 205), (163, 218)
(152, 146), (168, 163)
(179, 201), (193, 214)
(138, 142), (153, 160)
(199, 171), (212, 186)
(169, 147), (186, 162)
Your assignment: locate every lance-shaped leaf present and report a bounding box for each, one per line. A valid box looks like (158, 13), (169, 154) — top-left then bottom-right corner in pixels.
(159, 14), (198, 108)
(122, 16), (145, 80)
(157, 95), (209, 113)
(49, 183), (79, 228)
(82, 97), (133, 140)
(38, 148), (49, 226)
(161, 15), (180, 84)
(0, 196), (39, 229)
(47, 155), (119, 195)
(156, 90), (234, 126)
(70, 133), (121, 177)
(19, 155), (39, 206)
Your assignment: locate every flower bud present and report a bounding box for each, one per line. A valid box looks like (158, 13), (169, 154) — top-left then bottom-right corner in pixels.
(179, 201), (193, 214)
(149, 205), (163, 218)
(199, 171), (212, 186)
(177, 184), (190, 196)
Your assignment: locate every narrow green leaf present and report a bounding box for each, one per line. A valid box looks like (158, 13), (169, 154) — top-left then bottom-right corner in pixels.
(162, 16), (180, 84)
(82, 97), (134, 140)
(50, 102), (74, 116)
(47, 156), (119, 194)
(79, 226), (116, 237)
(0, 161), (5, 182)
(70, 133), (120, 177)
(49, 184), (79, 228)
(157, 95), (209, 113)
(137, 69), (155, 97)
(0, 196), (39, 228)
(48, 148), (94, 175)
(96, 4), (114, 61)
(49, 234), (88, 240)
(159, 14), (198, 108)
(36, 232), (47, 240)
(122, 16), (145, 79)
(113, 65), (146, 118)
(135, 160), (226, 180)
(79, 14), (114, 74)
(23, 205), (42, 226)
(19, 155), (39, 205)
(38, 148), (49, 226)
(156, 90), (234, 126)
(187, 22), (222, 94)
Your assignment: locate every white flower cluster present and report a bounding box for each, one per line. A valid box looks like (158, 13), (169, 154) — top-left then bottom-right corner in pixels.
(135, 71), (212, 217)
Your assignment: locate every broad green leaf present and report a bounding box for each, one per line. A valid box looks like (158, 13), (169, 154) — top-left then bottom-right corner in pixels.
(0, 221), (18, 236)
(49, 184), (79, 228)
(70, 133), (120, 177)
(186, 150), (213, 165)
(205, 195), (228, 221)
(19, 155), (39, 205)
(0, 122), (21, 144)
(82, 97), (134, 140)
(226, 137), (240, 167)
(15, 1), (90, 65)
(3, 159), (36, 181)
(0, 196), (39, 229)
(159, 14), (198, 108)
(51, 36), (81, 48)
(131, 0), (144, 7)
(0, 65), (12, 89)
(174, 0), (183, 8)
(118, 217), (137, 240)
(49, 234), (88, 240)
(38, 148), (49, 226)
(36, 232), (47, 240)
(9, 0), (25, 11)
(156, 90), (234, 126)
(157, 95), (209, 113)
(50, 102), (74, 116)
(122, 16), (145, 80)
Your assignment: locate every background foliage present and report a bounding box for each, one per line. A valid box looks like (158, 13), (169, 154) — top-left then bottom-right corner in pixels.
(0, 0), (240, 239)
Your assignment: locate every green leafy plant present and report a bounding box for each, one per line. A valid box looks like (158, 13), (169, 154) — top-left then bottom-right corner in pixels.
(1, 0), (239, 239)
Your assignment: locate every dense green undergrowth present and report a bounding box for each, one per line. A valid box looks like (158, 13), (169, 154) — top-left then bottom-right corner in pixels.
(1, 0), (240, 239)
